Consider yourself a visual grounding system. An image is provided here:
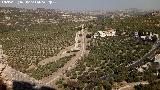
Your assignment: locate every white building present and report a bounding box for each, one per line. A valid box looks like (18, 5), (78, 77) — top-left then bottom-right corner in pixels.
(93, 28), (116, 38)
(135, 32), (159, 41)
(5, 16), (10, 20)
(155, 54), (160, 64)
(97, 31), (108, 37)
(140, 36), (146, 40)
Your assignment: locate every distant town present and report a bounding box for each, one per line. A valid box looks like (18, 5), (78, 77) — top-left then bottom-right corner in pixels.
(1, 0), (56, 4)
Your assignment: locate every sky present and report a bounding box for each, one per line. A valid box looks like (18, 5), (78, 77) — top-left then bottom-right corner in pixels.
(0, 0), (160, 11)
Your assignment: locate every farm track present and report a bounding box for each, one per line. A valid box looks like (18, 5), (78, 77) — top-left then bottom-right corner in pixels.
(38, 45), (75, 66)
(40, 24), (90, 88)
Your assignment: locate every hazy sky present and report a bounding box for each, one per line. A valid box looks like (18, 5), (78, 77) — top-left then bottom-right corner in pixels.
(0, 0), (160, 11)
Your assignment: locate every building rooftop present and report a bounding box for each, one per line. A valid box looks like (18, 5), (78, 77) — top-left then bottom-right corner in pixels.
(155, 54), (160, 64)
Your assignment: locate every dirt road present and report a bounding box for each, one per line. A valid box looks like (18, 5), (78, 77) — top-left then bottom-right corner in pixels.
(117, 82), (149, 90)
(41, 24), (90, 87)
(38, 45), (75, 66)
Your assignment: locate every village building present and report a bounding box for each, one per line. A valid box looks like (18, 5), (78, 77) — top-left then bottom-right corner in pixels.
(134, 32), (139, 38)
(137, 67), (144, 72)
(155, 54), (160, 64)
(134, 31), (159, 42)
(153, 54), (160, 69)
(93, 28), (116, 38)
(137, 62), (151, 72)
(5, 16), (10, 20)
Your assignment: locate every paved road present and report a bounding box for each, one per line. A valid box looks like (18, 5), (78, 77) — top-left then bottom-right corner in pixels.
(126, 40), (160, 68)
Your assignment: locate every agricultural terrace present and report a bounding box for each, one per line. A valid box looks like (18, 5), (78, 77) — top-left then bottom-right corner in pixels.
(0, 22), (80, 72)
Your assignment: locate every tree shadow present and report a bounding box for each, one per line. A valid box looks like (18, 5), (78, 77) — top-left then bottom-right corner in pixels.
(0, 83), (7, 90)
(12, 80), (56, 90)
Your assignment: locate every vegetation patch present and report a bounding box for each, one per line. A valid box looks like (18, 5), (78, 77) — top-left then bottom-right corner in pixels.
(57, 14), (160, 90)
(29, 55), (75, 80)
(0, 23), (79, 72)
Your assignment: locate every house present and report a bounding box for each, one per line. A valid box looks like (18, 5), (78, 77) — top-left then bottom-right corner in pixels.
(106, 29), (116, 36)
(155, 54), (160, 64)
(137, 62), (151, 72)
(137, 67), (144, 72)
(97, 31), (107, 37)
(140, 36), (146, 40)
(134, 32), (139, 37)
(134, 32), (159, 42)
(151, 54), (160, 70)
(93, 28), (116, 38)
